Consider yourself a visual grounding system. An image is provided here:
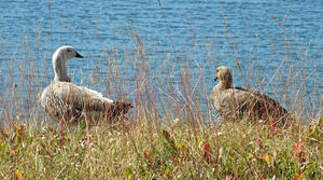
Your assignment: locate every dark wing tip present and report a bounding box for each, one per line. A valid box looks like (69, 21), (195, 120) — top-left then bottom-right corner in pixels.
(113, 101), (133, 114)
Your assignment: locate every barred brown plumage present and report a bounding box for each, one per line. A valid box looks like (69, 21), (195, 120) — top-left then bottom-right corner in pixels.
(210, 66), (291, 126)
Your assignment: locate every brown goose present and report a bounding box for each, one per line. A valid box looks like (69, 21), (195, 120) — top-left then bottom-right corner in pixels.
(40, 46), (132, 125)
(210, 66), (289, 126)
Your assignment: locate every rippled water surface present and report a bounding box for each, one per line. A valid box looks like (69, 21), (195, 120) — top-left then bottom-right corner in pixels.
(0, 0), (322, 119)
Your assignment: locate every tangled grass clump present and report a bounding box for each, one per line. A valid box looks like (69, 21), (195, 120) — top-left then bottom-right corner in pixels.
(0, 117), (322, 179)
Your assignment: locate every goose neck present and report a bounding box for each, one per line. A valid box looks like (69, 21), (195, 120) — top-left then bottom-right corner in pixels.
(53, 54), (70, 82)
(218, 80), (232, 90)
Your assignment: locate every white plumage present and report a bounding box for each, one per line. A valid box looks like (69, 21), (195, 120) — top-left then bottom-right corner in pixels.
(41, 46), (132, 125)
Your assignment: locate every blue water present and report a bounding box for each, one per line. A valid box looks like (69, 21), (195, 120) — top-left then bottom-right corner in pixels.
(0, 0), (322, 119)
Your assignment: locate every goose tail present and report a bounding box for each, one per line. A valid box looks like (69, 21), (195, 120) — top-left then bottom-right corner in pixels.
(109, 101), (133, 117)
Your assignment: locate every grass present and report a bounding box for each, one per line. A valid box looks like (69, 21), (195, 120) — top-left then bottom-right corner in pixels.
(0, 117), (322, 179)
(0, 7), (322, 179)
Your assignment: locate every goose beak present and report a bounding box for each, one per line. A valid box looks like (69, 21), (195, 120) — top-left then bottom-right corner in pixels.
(75, 51), (83, 58)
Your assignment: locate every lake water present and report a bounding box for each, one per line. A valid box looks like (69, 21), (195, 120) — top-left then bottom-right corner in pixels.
(0, 0), (322, 121)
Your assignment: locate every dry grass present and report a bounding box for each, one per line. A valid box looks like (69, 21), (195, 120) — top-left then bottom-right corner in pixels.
(0, 12), (322, 179)
(0, 117), (322, 179)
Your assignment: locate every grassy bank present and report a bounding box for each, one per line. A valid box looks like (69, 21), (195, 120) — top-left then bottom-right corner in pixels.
(0, 11), (322, 179)
(0, 117), (322, 179)
(0, 38), (322, 179)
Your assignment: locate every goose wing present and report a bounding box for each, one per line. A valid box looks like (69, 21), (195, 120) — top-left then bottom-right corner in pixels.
(219, 87), (288, 120)
(41, 81), (132, 120)
(234, 87), (288, 114)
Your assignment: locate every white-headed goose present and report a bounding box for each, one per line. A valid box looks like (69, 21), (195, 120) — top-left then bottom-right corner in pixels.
(40, 46), (132, 125)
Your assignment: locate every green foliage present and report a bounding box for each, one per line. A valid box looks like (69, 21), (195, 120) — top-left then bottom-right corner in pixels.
(0, 10), (321, 179)
(0, 119), (322, 179)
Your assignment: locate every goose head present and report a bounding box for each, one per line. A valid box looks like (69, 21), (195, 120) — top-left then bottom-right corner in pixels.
(53, 46), (83, 61)
(52, 46), (83, 82)
(214, 66), (233, 88)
